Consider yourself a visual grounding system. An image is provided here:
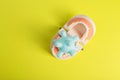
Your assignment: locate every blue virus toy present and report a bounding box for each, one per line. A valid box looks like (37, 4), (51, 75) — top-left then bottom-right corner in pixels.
(53, 29), (79, 58)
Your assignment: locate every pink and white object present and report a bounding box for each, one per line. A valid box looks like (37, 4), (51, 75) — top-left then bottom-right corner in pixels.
(50, 15), (96, 60)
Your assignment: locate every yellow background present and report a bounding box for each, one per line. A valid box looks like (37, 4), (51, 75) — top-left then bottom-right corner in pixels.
(0, 0), (120, 80)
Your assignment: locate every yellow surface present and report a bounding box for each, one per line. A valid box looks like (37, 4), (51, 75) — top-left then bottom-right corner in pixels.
(0, 0), (120, 80)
